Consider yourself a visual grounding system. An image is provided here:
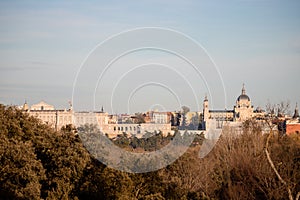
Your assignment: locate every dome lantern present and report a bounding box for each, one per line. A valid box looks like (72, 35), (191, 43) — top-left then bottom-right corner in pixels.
(237, 84), (250, 101)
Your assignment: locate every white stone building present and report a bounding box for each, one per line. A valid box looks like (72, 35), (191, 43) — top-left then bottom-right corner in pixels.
(203, 84), (264, 130)
(23, 101), (73, 131)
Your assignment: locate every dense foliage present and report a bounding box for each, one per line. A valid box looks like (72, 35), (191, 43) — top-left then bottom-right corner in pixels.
(0, 104), (299, 199)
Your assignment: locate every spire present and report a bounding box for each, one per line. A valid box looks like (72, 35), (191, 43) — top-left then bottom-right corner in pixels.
(68, 100), (73, 110)
(101, 106), (104, 112)
(293, 103), (299, 118)
(242, 83), (246, 95)
(204, 94), (208, 101)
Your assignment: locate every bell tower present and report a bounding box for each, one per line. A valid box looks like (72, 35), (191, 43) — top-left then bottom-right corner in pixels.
(203, 95), (209, 120)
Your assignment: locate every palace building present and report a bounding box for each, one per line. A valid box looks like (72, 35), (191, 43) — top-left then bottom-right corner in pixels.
(22, 101), (74, 131)
(22, 101), (172, 137)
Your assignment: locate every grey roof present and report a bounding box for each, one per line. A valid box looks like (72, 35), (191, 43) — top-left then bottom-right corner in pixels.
(237, 94), (250, 101)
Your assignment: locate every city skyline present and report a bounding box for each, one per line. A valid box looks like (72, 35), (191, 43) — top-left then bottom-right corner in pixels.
(20, 84), (298, 117)
(0, 1), (300, 113)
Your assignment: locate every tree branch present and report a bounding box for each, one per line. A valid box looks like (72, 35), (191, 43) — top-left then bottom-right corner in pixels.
(265, 129), (293, 200)
(296, 192), (300, 200)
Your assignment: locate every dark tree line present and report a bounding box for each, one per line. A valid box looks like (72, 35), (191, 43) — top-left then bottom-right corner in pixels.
(0, 104), (299, 199)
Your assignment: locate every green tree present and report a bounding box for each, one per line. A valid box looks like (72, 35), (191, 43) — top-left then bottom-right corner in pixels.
(0, 137), (45, 199)
(0, 105), (91, 199)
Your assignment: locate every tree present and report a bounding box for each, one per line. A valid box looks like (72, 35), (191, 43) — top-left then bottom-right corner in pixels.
(189, 113), (200, 130)
(181, 106), (190, 114)
(135, 113), (146, 124)
(1, 103), (299, 199)
(264, 101), (300, 200)
(0, 137), (45, 199)
(0, 105), (91, 199)
(180, 106), (190, 128)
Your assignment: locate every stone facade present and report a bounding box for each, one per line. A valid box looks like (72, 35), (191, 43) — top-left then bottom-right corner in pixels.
(73, 109), (172, 137)
(203, 84), (264, 130)
(30, 101), (55, 111)
(23, 101), (73, 131)
(234, 85), (254, 122)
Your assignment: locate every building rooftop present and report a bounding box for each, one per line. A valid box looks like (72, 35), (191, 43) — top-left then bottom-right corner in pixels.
(237, 84), (250, 101)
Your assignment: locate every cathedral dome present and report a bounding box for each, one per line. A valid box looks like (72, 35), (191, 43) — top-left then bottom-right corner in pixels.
(237, 84), (250, 101)
(237, 94), (250, 101)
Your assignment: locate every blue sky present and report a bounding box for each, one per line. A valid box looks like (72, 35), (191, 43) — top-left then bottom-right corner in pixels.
(0, 0), (299, 113)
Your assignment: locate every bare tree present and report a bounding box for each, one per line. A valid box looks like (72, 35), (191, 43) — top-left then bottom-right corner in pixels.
(264, 101), (300, 200)
(181, 106), (190, 114)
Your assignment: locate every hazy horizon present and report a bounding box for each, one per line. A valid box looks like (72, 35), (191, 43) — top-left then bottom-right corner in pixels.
(1, 1), (299, 113)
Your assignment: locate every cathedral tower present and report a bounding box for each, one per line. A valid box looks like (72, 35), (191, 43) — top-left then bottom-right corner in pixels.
(203, 94), (209, 122)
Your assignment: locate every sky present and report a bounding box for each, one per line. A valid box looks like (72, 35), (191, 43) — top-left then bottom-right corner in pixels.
(0, 0), (299, 113)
